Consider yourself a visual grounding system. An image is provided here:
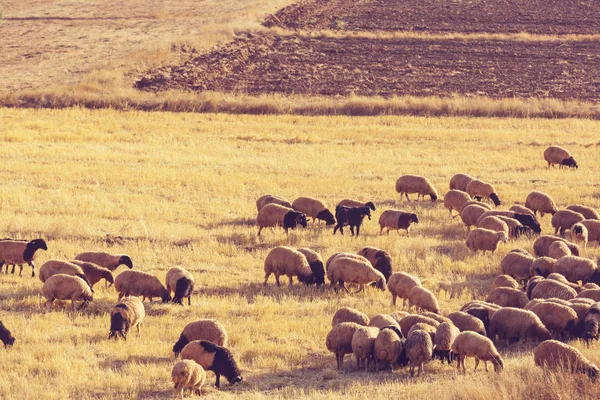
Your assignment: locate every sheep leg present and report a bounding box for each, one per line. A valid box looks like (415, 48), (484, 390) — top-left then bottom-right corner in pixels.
(29, 262), (36, 277)
(336, 353), (344, 370)
(474, 358), (480, 372)
(275, 275), (281, 287)
(418, 363), (423, 376)
(288, 276), (293, 286)
(350, 225), (355, 236)
(484, 361), (489, 372)
(355, 224), (360, 236)
(392, 294), (397, 306)
(257, 227), (263, 236)
(45, 299), (54, 312)
(215, 373), (221, 388)
(340, 282), (350, 293)
(187, 295), (191, 306)
(405, 193), (411, 202)
(356, 357), (360, 369)
(18, 264), (24, 277)
(263, 272), (271, 285)
(118, 292), (124, 301)
(137, 323), (142, 337)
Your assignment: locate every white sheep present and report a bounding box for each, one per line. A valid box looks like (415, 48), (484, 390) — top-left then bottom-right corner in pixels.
(108, 296), (145, 340)
(357, 246), (393, 283)
(408, 286), (440, 314)
(533, 235), (580, 257)
(256, 203), (307, 236)
(449, 173), (474, 192)
(395, 174), (438, 202)
(378, 209), (419, 236)
(114, 270), (171, 302)
(488, 307), (551, 344)
(398, 315), (440, 338)
(165, 267), (195, 305)
(256, 194), (292, 211)
(530, 257), (556, 278)
(74, 251), (133, 271)
(434, 322), (460, 364)
(534, 340), (598, 378)
(326, 322), (363, 370)
(369, 314), (402, 331)
(443, 190), (472, 217)
(570, 222), (589, 248)
(374, 326), (404, 370)
(351, 326), (380, 371)
(172, 360), (206, 399)
(577, 289), (600, 302)
(41, 274), (93, 312)
(332, 307), (369, 327)
(500, 251), (535, 282)
(459, 200), (492, 214)
(70, 260), (114, 288)
(581, 219), (600, 245)
(552, 209), (585, 236)
(509, 204), (535, 217)
(486, 287), (528, 308)
(173, 319), (228, 357)
(477, 216), (509, 238)
(530, 279), (578, 301)
(567, 204), (600, 220)
(465, 179), (501, 207)
(292, 196), (336, 225)
(38, 260), (93, 290)
(263, 246), (312, 286)
(548, 240), (572, 260)
(491, 274), (520, 290)
(553, 255), (598, 284)
(327, 255), (386, 293)
(451, 331), (503, 373)
(529, 301), (579, 339)
(387, 272), (422, 306)
(525, 191), (557, 217)
(0, 238), (47, 277)
(297, 247), (325, 286)
(465, 228), (507, 255)
(404, 329), (433, 376)
(543, 145), (578, 169)
(460, 204), (490, 231)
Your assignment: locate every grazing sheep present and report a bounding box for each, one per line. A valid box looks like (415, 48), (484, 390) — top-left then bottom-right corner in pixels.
(466, 180), (501, 207)
(525, 275), (544, 299)
(0, 321), (15, 347)
(407, 323), (437, 343)
(477, 216), (509, 238)
(326, 322), (363, 370)
(525, 191), (557, 217)
(108, 296), (145, 340)
(477, 211), (542, 234)
(530, 279), (577, 301)
(509, 204), (535, 217)
(465, 228), (507, 255)
(70, 260), (114, 288)
(444, 190), (472, 217)
(327, 255), (386, 293)
(447, 311), (486, 336)
(74, 251), (133, 272)
(264, 246), (312, 287)
(337, 199), (376, 212)
(395, 175), (438, 202)
(173, 319), (228, 357)
(180, 341), (243, 388)
(405, 329), (433, 376)
(567, 204), (600, 220)
(357, 247), (392, 283)
(459, 200), (492, 214)
(548, 240), (572, 260)
(460, 204), (490, 231)
(374, 326), (404, 370)
(547, 273), (583, 293)
(449, 173), (475, 192)
(583, 303), (600, 341)
(543, 145), (578, 169)
(452, 331), (503, 373)
(256, 194), (292, 211)
(0, 238), (47, 277)
(552, 209), (585, 236)
(492, 274), (520, 290)
(296, 248), (325, 286)
(369, 314), (401, 331)
(581, 219), (600, 245)
(569, 297), (596, 324)
(534, 235), (580, 257)
(378, 209), (419, 236)
(399, 315), (440, 338)
(165, 267), (195, 306)
(434, 322), (460, 364)
(256, 203), (307, 236)
(495, 216), (529, 239)
(292, 196), (336, 225)
(332, 307), (370, 327)
(408, 286), (440, 314)
(488, 307), (551, 345)
(172, 360), (206, 400)
(38, 260), (93, 291)
(577, 289), (600, 302)
(529, 302), (580, 339)
(570, 223), (589, 248)
(351, 326), (380, 371)
(501, 251), (535, 282)
(333, 205), (371, 236)
(534, 340), (598, 378)
(464, 307), (492, 334)
(114, 270), (171, 303)
(387, 272), (422, 307)
(530, 257), (556, 278)
(486, 287), (528, 308)
(42, 274), (93, 312)
(553, 256), (598, 284)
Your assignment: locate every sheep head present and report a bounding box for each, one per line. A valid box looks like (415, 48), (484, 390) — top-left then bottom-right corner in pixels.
(489, 193), (501, 207)
(562, 157), (578, 169)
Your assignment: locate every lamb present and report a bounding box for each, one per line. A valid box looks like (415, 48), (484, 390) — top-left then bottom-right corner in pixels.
(351, 326), (380, 371)
(570, 223), (589, 248)
(567, 204), (600, 220)
(529, 302), (580, 339)
(70, 260), (114, 288)
(449, 173), (474, 192)
(500, 251), (535, 282)
(460, 204), (490, 231)
(408, 286), (440, 314)
(552, 209), (585, 236)
(543, 145), (578, 169)
(41, 274), (93, 312)
(0, 238), (47, 277)
(378, 209), (419, 236)
(297, 248), (325, 286)
(0, 321), (15, 347)
(477, 216), (509, 238)
(38, 260), (93, 291)
(452, 331), (503, 373)
(534, 235), (580, 257)
(180, 340), (243, 388)
(332, 307), (369, 327)
(476, 210), (541, 234)
(530, 257), (556, 278)
(114, 270), (171, 303)
(577, 289), (600, 302)
(369, 314), (401, 331)
(108, 296), (145, 340)
(256, 194), (292, 211)
(434, 322), (460, 364)
(466, 179), (501, 207)
(333, 205), (371, 236)
(387, 272), (422, 306)
(491, 274), (520, 290)
(165, 267), (195, 305)
(74, 251), (133, 272)
(552, 255), (598, 284)
(326, 322), (363, 370)
(530, 279), (577, 301)
(534, 340), (598, 379)
(486, 287), (528, 308)
(357, 247), (392, 283)
(447, 311), (487, 336)
(172, 360), (206, 399)
(525, 191), (557, 217)
(580, 219), (600, 245)
(395, 174), (438, 202)
(263, 246), (313, 287)
(173, 319), (228, 357)
(337, 199), (376, 212)
(404, 329), (433, 376)
(488, 307), (551, 345)
(399, 315), (440, 338)
(444, 190), (472, 217)
(292, 196), (336, 225)
(465, 228), (507, 255)
(256, 203), (307, 236)
(374, 326), (404, 370)
(327, 255), (386, 293)
(548, 240), (572, 260)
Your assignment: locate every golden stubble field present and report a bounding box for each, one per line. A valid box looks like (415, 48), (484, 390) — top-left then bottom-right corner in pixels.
(1, 108), (600, 399)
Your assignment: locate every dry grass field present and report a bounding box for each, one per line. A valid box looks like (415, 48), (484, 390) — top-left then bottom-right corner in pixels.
(1, 108), (600, 399)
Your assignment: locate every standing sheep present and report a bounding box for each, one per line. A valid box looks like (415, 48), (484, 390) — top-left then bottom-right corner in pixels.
(548, 240), (572, 260)
(466, 228), (508, 255)
(444, 190), (472, 217)
(452, 331), (503, 373)
(399, 315), (440, 338)
(180, 340), (243, 388)
(351, 326), (380, 371)
(529, 302), (580, 339)
(447, 311), (487, 336)
(525, 191), (557, 217)
(387, 272), (422, 307)
(369, 314), (401, 331)
(495, 216), (530, 239)
(552, 209), (585, 236)
(533, 235), (580, 257)
(292, 196), (336, 225)
(165, 267), (195, 305)
(405, 329), (433, 376)
(172, 360), (206, 399)
(114, 270), (171, 303)
(337, 199), (376, 212)
(327, 255), (386, 293)
(264, 246), (312, 287)
(333, 205), (372, 236)
(434, 322), (460, 364)
(543, 145), (578, 169)
(580, 219), (600, 245)
(567, 204), (600, 220)
(42, 274), (93, 312)
(534, 340), (598, 378)
(357, 247), (393, 283)
(332, 307), (370, 327)
(449, 173), (474, 192)
(530, 279), (578, 301)
(553, 255), (598, 284)
(395, 175), (438, 202)
(570, 223), (589, 248)
(326, 322), (363, 370)
(108, 296), (145, 340)
(374, 326), (404, 370)
(0, 321), (15, 347)
(500, 251), (535, 282)
(466, 180), (501, 207)
(530, 257), (556, 278)
(460, 204), (490, 231)
(38, 260), (93, 291)
(408, 286), (440, 314)
(491, 274), (520, 290)
(297, 248), (325, 286)
(477, 210), (541, 234)
(256, 203), (307, 236)
(70, 260), (114, 288)
(477, 216), (509, 238)
(173, 319), (228, 357)
(0, 238), (47, 277)
(256, 194), (292, 211)
(378, 209), (419, 236)
(488, 307), (551, 345)
(74, 251), (133, 272)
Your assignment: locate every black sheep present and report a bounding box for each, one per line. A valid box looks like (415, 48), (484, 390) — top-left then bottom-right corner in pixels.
(181, 340), (243, 388)
(173, 277), (195, 306)
(333, 205), (371, 236)
(512, 213), (541, 234)
(0, 321), (15, 347)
